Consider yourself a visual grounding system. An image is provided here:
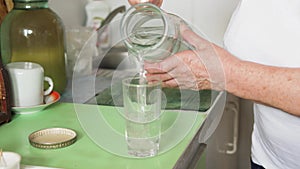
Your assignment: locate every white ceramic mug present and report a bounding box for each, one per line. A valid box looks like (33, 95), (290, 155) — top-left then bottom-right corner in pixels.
(6, 62), (54, 107)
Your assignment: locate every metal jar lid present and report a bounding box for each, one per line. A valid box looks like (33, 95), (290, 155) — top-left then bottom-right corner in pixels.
(28, 127), (77, 149)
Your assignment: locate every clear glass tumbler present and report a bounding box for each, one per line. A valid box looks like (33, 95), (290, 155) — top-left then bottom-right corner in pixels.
(122, 77), (162, 157)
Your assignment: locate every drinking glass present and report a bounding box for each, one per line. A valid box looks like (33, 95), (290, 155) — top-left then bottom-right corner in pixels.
(122, 77), (162, 157)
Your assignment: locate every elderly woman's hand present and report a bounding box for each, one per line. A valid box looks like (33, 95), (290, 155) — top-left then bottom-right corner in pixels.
(127, 0), (163, 6)
(145, 24), (226, 91)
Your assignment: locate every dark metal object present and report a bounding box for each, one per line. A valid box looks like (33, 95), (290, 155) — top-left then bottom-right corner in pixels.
(98, 45), (131, 70)
(0, 59), (11, 125)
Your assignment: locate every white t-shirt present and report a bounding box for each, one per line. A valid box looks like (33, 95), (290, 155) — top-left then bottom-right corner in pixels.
(223, 0), (300, 168)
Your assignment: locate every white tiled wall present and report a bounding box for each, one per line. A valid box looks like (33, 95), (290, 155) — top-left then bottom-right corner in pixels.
(49, 0), (131, 27)
(49, 0), (239, 45)
(49, 0), (88, 26)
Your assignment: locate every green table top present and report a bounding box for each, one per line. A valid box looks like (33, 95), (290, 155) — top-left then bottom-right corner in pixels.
(0, 102), (207, 169)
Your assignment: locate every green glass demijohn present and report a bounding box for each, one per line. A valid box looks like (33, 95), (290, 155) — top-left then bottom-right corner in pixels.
(0, 0), (67, 94)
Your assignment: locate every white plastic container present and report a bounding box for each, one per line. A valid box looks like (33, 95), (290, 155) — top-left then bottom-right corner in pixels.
(85, 0), (111, 48)
(85, 0), (110, 29)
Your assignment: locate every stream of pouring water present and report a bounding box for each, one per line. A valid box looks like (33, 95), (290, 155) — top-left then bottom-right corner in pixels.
(136, 52), (147, 113)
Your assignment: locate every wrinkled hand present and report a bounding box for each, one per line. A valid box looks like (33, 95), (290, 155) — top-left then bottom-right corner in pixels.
(145, 24), (225, 91)
(127, 0), (163, 6)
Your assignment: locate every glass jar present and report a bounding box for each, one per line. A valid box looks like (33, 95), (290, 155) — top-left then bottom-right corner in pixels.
(120, 3), (184, 62)
(0, 0), (67, 94)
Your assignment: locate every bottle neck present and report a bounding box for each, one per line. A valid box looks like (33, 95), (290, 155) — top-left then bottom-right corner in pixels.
(13, 1), (48, 9)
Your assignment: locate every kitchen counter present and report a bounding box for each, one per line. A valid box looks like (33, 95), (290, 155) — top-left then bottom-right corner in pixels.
(0, 103), (210, 169)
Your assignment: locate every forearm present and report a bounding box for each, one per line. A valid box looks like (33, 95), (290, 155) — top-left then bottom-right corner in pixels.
(217, 46), (300, 116)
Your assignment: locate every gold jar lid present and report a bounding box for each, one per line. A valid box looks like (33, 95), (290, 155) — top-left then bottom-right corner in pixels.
(28, 128), (77, 149)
